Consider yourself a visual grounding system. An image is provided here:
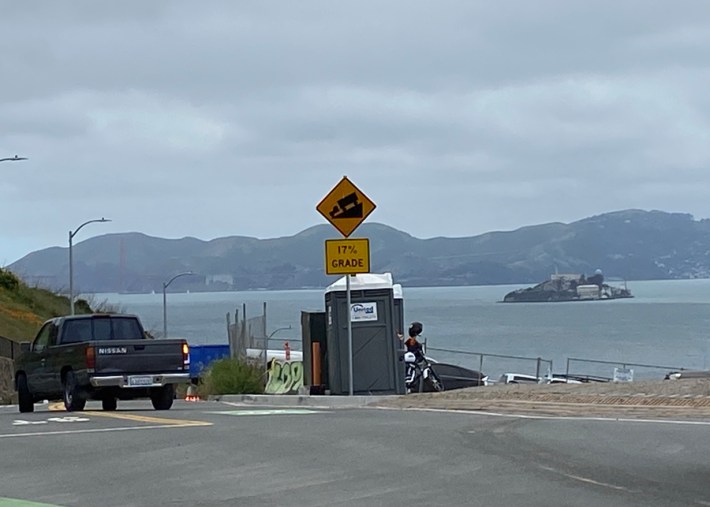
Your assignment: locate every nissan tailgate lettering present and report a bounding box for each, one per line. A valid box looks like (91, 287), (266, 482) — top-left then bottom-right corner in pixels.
(98, 347), (128, 354)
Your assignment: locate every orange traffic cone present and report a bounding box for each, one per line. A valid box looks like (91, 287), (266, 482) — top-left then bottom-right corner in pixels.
(185, 384), (201, 402)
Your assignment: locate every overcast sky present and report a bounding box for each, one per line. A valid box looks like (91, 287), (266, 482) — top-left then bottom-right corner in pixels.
(2, 1), (709, 265)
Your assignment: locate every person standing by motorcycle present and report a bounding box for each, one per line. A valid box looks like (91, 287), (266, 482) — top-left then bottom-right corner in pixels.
(404, 321), (426, 362)
(402, 321), (444, 392)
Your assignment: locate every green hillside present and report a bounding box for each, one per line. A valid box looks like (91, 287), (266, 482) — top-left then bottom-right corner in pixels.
(0, 268), (91, 342)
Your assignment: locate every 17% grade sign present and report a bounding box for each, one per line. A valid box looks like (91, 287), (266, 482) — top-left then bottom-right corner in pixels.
(316, 176), (375, 275)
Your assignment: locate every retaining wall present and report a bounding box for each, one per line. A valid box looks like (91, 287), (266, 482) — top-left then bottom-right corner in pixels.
(0, 357), (14, 403)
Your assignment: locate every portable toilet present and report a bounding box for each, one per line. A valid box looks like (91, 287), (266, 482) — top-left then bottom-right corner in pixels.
(324, 273), (405, 395)
(301, 311), (328, 393)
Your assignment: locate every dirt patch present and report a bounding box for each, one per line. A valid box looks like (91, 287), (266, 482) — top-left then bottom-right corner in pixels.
(375, 379), (710, 420)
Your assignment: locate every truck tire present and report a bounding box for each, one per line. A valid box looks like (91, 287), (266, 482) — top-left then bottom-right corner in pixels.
(63, 370), (87, 412)
(150, 384), (174, 410)
(102, 397), (117, 411)
(17, 374), (34, 413)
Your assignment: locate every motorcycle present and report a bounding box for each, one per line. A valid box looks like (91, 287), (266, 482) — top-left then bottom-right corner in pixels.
(404, 351), (445, 393)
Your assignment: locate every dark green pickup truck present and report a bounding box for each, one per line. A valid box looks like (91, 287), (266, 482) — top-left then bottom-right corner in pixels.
(14, 314), (190, 413)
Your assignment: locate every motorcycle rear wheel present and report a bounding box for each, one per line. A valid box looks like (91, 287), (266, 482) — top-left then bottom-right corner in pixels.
(427, 370), (445, 392)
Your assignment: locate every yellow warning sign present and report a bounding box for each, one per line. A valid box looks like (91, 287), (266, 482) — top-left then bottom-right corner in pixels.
(316, 177), (376, 238)
(325, 238), (370, 275)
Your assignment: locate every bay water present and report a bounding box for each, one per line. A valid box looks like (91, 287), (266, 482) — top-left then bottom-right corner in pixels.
(94, 279), (710, 380)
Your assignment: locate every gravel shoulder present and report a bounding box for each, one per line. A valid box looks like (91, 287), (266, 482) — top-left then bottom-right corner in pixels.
(375, 379), (710, 420)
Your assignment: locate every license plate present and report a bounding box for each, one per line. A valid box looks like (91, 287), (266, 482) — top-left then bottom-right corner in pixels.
(128, 375), (154, 387)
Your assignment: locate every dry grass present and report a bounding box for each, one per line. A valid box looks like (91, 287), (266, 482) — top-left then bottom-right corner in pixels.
(0, 268), (91, 341)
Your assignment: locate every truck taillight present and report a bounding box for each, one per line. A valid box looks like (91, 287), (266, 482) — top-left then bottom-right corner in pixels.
(86, 346), (96, 369)
(182, 343), (190, 365)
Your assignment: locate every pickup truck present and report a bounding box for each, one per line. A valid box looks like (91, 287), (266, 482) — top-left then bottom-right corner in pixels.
(14, 314), (190, 413)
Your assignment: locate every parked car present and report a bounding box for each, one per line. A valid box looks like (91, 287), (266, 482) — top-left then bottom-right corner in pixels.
(544, 376), (583, 384)
(665, 370), (710, 380)
(547, 373), (611, 383)
(498, 373), (541, 384)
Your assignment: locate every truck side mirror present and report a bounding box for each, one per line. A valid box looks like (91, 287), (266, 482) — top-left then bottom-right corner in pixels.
(20, 342), (31, 353)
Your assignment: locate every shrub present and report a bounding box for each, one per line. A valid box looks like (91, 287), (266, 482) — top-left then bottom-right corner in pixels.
(198, 358), (265, 396)
(83, 295), (125, 314)
(0, 269), (20, 292)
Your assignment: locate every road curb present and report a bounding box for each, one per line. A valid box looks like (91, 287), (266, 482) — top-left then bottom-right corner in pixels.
(211, 394), (391, 408)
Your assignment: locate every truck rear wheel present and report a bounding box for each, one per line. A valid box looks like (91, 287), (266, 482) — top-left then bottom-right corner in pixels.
(150, 384), (174, 410)
(17, 373), (34, 413)
(63, 370), (86, 412)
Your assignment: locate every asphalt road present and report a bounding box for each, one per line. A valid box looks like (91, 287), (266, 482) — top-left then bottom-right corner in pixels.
(0, 400), (709, 506)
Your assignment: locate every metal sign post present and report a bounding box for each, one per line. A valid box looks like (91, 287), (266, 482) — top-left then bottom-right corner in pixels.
(346, 274), (353, 396)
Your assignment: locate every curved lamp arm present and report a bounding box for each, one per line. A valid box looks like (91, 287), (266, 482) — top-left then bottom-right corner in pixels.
(162, 271), (196, 338)
(70, 217), (111, 240)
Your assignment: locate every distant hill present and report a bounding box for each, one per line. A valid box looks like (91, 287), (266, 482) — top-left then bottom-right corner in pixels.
(8, 210), (710, 293)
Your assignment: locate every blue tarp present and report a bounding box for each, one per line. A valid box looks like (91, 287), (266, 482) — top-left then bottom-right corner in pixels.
(189, 343), (230, 380)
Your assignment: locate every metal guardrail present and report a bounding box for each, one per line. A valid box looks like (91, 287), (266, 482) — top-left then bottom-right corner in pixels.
(424, 347), (692, 382)
(427, 346), (553, 379)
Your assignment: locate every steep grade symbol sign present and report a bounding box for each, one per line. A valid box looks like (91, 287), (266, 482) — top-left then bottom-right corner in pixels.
(316, 176), (376, 238)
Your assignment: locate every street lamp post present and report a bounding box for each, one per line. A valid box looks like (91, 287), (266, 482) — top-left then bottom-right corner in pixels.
(162, 272), (195, 338)
(69, 218), (111, 315)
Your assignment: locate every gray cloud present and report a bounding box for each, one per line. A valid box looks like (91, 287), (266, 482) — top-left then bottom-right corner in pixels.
(2, 1), (710, 265)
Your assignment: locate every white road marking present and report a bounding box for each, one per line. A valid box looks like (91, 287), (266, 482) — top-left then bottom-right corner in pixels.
(12, 416), (90, 426)
(47, 416), (90, 423)
(537, 465), (637, 493)
(0, 422), (206, 439)
(209, 409), (320, 416)
(220, 401), (337, 409)
(379, 406), (710, 426)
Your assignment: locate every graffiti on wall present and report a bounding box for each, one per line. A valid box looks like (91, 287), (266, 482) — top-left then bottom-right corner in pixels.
(265, 358), (304, 394)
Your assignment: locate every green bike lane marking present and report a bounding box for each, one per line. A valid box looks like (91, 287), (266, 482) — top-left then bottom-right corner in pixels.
(208, 409), (321, 416)
(0, 499), (64, 507)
